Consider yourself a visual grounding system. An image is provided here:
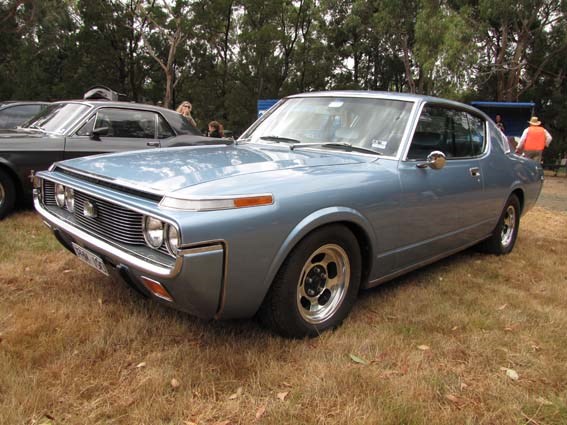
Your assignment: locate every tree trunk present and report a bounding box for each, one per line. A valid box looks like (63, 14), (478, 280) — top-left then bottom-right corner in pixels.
(164, 69), (173, 108)
(401, 34), (415, 93)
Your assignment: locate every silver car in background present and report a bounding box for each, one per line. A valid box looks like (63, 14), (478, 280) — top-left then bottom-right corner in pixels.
(33, 91), (543, 337)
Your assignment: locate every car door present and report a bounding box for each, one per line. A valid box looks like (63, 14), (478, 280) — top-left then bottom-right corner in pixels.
(63, 107), (162, 159)
(395, 104), (486, 270)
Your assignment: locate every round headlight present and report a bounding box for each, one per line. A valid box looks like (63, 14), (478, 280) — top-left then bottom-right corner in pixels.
(166, 225), (180, 254)
(143, 216), (164, 249)
(55, 184), (65, 208)
(64, 187), (75, 212)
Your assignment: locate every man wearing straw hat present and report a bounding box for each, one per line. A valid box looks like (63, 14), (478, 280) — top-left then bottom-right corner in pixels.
(516, 116), (552, 163)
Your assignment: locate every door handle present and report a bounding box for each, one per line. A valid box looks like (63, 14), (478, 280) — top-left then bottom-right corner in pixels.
(147, 141), (160, 147)
(469, 167), (481, 177)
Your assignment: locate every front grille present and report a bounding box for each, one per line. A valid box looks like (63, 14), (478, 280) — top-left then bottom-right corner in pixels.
(74, 191), (145, 245)
(42, 180), (171, 256)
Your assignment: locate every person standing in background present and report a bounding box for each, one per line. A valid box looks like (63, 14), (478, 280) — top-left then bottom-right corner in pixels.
(176, 101), (197, 128)
(516, 116), (552, 163)
(207, 121), (224, 138)
(495, 114), (505, 133)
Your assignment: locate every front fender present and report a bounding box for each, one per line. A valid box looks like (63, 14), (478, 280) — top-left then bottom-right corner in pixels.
(261, 206), (376, 295)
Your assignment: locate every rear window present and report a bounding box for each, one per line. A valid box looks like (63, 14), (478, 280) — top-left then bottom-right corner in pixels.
(165, 112), (201, 136)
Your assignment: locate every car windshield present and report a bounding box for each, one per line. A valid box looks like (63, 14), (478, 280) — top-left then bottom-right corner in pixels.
(22, 103), (91, 135)
(240, 96), (414, 156)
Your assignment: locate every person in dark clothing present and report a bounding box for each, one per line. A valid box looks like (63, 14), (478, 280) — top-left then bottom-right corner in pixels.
(207, 120), (224, 138)
(495, 114), (505, 133)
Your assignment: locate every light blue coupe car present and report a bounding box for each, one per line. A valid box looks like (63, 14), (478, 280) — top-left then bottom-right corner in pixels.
(33, 91), (543, 337)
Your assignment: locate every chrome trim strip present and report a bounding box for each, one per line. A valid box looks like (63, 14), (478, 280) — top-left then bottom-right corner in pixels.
(178, 243), (224, 255)
(160, 192), (274, 211)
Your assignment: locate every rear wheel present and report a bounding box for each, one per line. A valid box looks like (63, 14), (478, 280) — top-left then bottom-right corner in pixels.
(258, 224), (361, 338)
(480, 194), (520, 255)
(0, 169), (16, 220)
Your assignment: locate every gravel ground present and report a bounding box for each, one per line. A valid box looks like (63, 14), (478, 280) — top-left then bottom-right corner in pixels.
(537, 175), (567, 212)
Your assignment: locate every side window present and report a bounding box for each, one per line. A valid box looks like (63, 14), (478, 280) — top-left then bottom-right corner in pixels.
(407, 106), (451, 160)
(157, 115), (175, 139)
(451, 111), (473, 157)
(407, 106), (486, 160)
(94, 108), (156, 138)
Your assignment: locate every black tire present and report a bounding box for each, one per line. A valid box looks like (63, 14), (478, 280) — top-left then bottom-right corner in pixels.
(0, 169), (16, 220)
(258, 224), (362, 338)
(480, 194), (520, 255)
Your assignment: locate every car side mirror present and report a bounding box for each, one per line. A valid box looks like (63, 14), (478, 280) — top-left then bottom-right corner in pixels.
(416, 150), (446, 170)
(90, 126), (109, 141)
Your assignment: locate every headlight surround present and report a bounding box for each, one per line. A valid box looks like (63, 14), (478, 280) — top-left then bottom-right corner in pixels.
(64, 187), (75, 212)
(166, 224), (180, 254)
(55, 184), (65, 208)
(143, 216), (164, 249)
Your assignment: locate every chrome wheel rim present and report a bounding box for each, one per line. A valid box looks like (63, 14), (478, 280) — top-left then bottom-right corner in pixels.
(0, 182), (5, 208)
(501, 205), (516, 247)
(296, 244), (350, 324)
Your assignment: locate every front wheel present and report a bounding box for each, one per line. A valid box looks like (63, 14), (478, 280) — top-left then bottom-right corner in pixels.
(258, 224), (361, 338)
(480, 194), (521, 255)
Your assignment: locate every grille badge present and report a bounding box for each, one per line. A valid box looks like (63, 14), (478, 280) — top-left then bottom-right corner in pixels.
(84, 200), (98, 218)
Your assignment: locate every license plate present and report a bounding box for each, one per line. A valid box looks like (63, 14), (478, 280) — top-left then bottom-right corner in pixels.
(72, 242), (109, 276)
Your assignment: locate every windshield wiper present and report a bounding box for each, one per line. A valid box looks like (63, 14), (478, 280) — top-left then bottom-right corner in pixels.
(290, 142), (381, 155)
(259, 135), (302, 144)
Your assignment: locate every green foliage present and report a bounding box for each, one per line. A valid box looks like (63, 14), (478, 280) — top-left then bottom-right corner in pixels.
(0, 0), (565, 145)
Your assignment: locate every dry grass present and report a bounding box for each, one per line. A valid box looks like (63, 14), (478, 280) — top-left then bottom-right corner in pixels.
(1, 179), (567, 425)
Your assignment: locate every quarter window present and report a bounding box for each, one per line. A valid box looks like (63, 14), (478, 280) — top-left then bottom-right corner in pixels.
(76, 116), (95, 136)
(488, 121), (511, 153)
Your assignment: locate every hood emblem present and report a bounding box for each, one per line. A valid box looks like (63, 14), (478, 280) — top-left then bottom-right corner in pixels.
(83, 200), (98, 218)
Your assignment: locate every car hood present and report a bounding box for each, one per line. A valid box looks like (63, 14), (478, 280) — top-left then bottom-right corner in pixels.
(58, 143), (376, 194)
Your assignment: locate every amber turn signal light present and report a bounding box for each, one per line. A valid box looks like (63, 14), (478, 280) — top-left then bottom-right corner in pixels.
(234, 195), (273, 208)
(140, 276), (173, 302)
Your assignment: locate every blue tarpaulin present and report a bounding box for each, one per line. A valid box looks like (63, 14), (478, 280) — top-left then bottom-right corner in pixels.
(257, 99), (279, 118)
(470, 101), (536, 137)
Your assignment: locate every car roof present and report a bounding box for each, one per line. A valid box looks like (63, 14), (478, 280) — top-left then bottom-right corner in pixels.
(288, 90), (488, 118)
(49, 100), (201, 136)
(52, 99), (172, 113)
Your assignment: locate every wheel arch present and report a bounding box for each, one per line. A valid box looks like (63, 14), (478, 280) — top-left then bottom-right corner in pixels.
(261, 207), (376, 301)
(511, 188), (524, 214)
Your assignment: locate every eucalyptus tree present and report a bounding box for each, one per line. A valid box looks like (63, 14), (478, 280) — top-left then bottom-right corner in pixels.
(136, 0), (192, 108)
(0, 0), (78, 100)
(454, 0), (567, 101)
